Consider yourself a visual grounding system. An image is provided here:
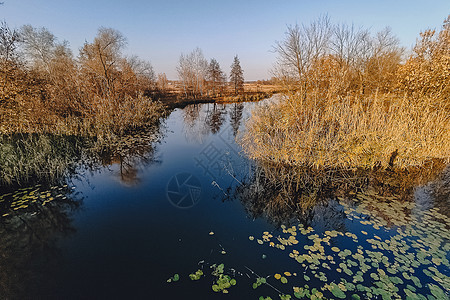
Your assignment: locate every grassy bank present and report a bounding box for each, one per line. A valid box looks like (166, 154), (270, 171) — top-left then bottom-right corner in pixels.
(0, 94), (164, 138)
(239, 16), (449, 170)
(217, 91), (275, 103)
(0, 127), (161, 187)
(240, 93), (449, 169)
(0, 134), (89, 187)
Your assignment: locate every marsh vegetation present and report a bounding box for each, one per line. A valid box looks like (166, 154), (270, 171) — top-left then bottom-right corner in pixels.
(240, 16), (450, 169)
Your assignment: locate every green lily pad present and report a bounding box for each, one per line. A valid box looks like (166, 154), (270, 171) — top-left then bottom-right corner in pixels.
(330, 283), (346, 299)
(428, 283), (446, 299)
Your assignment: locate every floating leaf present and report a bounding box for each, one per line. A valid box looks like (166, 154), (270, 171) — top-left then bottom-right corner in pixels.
(404, 288), (420, 300)
(189, 269), (203, 280)
(428, 283), (446, 299)
(330, 283), (346, 299)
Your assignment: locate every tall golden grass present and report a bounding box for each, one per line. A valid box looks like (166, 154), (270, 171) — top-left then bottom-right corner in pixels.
(0, 93), (164, 138)
(240, 93), (449, 169)
(240, 16), (449, 169)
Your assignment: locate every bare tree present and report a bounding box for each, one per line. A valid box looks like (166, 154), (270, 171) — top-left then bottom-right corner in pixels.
(230, 55), (244, 94)
(176, 47), (208, 98)
(0, 21), (21, 101)
(124, 55), (156, 93)
(330, 22), (373, 93)
(79, 27), (127, 97)
(365, 27), (403, 92)
(19, 25), (57, 72)
(0, 21), (20, 65)
(177, 52), (194, 98)
(330, 23), (370, 67)
(273, 15), (331, 88)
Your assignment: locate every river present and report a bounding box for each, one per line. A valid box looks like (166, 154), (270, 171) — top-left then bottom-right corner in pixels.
(0, 98), (448, 299)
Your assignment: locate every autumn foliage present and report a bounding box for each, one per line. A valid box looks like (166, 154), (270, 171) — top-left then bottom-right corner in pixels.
(241, 16), (450, 169)
(397, 16), (450, 102)
(0, 25), (162, 136)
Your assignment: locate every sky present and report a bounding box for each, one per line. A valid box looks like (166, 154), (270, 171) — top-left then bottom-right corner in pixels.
(1, 1), (449, 80)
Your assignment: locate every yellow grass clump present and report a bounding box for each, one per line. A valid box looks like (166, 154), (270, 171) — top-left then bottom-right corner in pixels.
(239, 93), (450, 169)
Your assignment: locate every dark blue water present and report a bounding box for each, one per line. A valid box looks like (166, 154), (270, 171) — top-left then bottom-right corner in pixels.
(0, 99), (448, 299)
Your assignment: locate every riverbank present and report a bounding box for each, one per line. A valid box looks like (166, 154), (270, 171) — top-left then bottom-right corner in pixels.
(239, 93), (450, 169)
(155, 91), (276, 109)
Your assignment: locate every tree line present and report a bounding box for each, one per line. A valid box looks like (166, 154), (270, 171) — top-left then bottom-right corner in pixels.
(273, 15), (449, 102)
(176, 47), (244, 99)
(0, 22), (247, 135)
(240, 15), (449, 170)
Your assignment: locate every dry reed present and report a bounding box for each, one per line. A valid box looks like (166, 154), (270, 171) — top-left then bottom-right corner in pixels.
(240, 93), (450, 169)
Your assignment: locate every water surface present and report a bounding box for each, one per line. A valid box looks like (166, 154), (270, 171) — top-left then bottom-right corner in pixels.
(0, 99), (448, 299)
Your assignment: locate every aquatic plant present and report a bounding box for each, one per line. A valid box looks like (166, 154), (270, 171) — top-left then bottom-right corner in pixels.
(210, 263), (237, 294)
(167, 273), (180, 283)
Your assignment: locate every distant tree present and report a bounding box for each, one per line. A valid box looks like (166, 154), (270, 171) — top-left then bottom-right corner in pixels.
(364, 27), (403, 93)
(207, 58), (224, 97)
(220, 71), (228, 96)
(177, 53), (193, 97)
(177, 47), (208, 98)
(230, 55), (244, 94)
(273, 16), (404, 96)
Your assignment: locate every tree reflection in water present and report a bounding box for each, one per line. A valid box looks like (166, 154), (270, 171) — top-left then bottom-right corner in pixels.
(182, 103), (237, 143)
(229, 103), (244, 138)
(206, 103), (227, 134)
(93, 129), (162, 186)
(0, 185), (80, 298)
(0, 127), (163, 297)
(235, 160), (449, 228)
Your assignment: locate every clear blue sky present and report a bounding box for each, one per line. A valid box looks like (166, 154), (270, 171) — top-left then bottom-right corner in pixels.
(1, 1), (449, 80)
